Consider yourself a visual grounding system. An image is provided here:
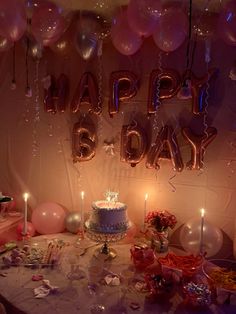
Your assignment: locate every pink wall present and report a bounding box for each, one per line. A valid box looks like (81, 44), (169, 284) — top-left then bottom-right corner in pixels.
(0, 36), (235, 239)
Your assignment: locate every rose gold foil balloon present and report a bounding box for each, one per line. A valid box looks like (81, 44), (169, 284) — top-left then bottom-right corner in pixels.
(109, 71), (139, 117)
(147, 68), (181, 114)
(71, 72), (101, 115)
(72, 121), (96, 163)
(146, 125), (184, 172)
(182, 127), (217, 170)
(120, 124), (147, 167)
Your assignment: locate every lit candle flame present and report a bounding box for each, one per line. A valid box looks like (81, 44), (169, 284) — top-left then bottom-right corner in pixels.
(107, 196), (111, 202)
(201, 208), (205, 218)
(81, 191), (84, 200)
(145, 193), (148, 201)
(23, 193), (29, 202)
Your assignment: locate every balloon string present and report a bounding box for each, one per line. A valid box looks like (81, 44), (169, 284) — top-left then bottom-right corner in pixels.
(32, 59), (40, 157)
(185, 0), (193, 71)
(152, 51), (162, 139)
(25, 37), (30, 89)
(168, 174), (177, 192)
(12, 42), (16, 86)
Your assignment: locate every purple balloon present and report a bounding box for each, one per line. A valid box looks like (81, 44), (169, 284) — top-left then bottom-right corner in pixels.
(31, 1), (65, 46)
(218, 0), (236, 46)
(152, 7), (188, 52)
(0, 0), (27, 42)
(111, 11), (143, 56)
(127, 0), (162, 37)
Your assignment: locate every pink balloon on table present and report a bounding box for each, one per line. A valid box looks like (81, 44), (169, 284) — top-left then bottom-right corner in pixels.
(31, 1), (65, 46)
(152, 7), (188, 52)
(127, 0), (162, 37)
(0, 0), (27, 42)
(16, 222), (36, 237)
(111, 11), (143, 56)
(218, 0), (236, 46)
(32, 202), (66, 235)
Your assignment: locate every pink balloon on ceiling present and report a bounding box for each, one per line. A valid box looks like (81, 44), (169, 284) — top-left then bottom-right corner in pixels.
(152, 7), (188, 52)
(31, 0), (66, 46)
(218, 0), (236, 46)
(111, 11), (143, 56)
(0, 0), (27, 42)
(127, 0), (162, 37)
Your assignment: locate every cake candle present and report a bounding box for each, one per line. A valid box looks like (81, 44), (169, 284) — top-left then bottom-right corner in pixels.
(23, 193), (29, 235)
(80, 191), (85, 234)
(200, 208), (205, 254)
(143, 193), (148, 231)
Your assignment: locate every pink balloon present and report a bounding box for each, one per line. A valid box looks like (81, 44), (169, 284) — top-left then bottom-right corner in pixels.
(0, 0), (27, 42)
(111, 11), (143, 56)
(127, 0), (162, 37)
(31, 1), (65, 46)
(32, 202), (66, 234)
(16, 222), (36, 237)
(152, 7), (188, 52)
(218, 0), (236, 46)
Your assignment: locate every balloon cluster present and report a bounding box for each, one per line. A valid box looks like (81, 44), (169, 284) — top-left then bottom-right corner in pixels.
(0, 0), (236, 58)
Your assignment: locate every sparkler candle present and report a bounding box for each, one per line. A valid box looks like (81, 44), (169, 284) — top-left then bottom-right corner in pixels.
(143, 193), (148, 230)
(23, 193), (29, 235)
(200, 208), (205, 254)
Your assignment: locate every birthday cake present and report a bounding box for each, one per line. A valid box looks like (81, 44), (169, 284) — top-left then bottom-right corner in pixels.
(86, 200), (129, 234)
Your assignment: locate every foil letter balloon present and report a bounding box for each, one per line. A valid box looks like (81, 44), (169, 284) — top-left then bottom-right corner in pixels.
(184, 69), (217, 115)
(44, 74), (69, 113)
(71, 72), (101, 115)
(146, 125), (184, 172)
(182, 127), (217, 170)
(72, 121), (96, 162)
(148, 69), (181, 114)
(109, 71), (139, 117)
(120, 124), (147, 167)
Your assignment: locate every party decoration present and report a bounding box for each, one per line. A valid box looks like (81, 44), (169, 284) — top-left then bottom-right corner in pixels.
(31, 202), (66, 235)
(44, 74), (69, 114)
(194, 11), (218, 40)
(0, 36), (13, 52)
(72, 121), (96, 163)
(75, 27), (98, 61)
(130, 244), (155, 271)
(177, 79), (192, 100)
(111, 11), (143, 56)
(152, 7), (188, 52)
(16, 222), (36, 238)
(71, 72), (101, 115)
(65, 212), (81, 234)
(183, 282), (211, 306)
(120, 123), (147, 167)
(180, 218), (223, 257)
(218, 0), (236, 46)
(147, 69), (181, 114)
(184, 69), (217, 115)
(0, 0), (27, 42)
(31, 1), (65, 46)
(158, 253), (204, 279)
(146, 125), (184, 172)
(109, 71), (139, 117)
(127, 0), (162, 37)
(23, 36), (43, 60)
(182, 127), (217, 170)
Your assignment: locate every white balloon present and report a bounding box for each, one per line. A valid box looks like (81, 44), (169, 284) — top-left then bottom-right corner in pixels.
(180, 218), (223, 257)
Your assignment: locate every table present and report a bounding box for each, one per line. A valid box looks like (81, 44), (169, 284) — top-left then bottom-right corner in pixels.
(0, 233), (236, 314)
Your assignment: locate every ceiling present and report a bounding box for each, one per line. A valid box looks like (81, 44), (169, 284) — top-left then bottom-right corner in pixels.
(49, 0), (225, 13)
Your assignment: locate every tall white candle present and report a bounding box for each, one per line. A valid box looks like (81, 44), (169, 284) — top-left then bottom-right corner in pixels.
(80, 191), (85, 233)
(143, 193), (148, 230)
(23, 193), (29, 235)
(200, 208), (205, 254)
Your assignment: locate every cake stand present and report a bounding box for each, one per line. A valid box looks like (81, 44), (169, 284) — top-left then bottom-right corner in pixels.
(85, 225), (128, 260)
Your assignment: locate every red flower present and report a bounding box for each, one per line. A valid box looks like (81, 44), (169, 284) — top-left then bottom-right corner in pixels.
(145, 210), (177, 232)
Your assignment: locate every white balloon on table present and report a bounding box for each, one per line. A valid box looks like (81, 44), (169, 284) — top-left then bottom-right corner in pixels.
(180, 218), (223, 257)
